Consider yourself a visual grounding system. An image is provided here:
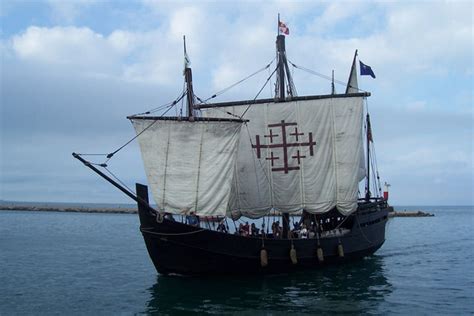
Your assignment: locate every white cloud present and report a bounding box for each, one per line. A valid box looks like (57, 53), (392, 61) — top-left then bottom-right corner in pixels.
(308, 2), (371, 33)
(47, 0), (96, 23)
(9, 26), (182, 85)
(12, 26), (117, 71)
(168, 7), (205, 41)
(373, 2), (472, 73)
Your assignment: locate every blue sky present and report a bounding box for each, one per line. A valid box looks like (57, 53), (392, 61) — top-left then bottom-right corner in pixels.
(1, 0), (472, 206)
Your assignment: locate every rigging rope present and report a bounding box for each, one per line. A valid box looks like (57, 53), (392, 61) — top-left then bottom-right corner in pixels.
(239, 66), (279, 119)
(364, 99), (382, 198)
(103, 166), (136, 196)
(140, 227), (206, 236)
(198, 59), (275, 104)
(288, 60), (368, 93)
(76, 91), (186, 168)
(104, 105), (175, 163)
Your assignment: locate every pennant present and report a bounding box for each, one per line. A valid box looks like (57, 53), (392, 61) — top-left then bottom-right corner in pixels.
(359, 60), (376, 78)
(279, 21), (289, 35)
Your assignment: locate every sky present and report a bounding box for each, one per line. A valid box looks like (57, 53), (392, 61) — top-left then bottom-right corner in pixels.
(1, 0), (472, 206)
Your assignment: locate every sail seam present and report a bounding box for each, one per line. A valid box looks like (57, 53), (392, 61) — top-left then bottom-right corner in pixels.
(161, 122), (171, 210)
(194, 123), (205, 212)
(232, 117), (242, 212)
(265, 104), (275, 208)
(295, 101), (306, 208)
(330, 98), (339, 211)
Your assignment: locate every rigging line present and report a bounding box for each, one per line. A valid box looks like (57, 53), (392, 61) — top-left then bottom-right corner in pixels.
(268, 66), (274, 98)
(356, 216), (374, 244)
(103, 166), (136, 196)
(370, 147), (380, 197)
(131, 89), (188, 116)
(239, 66), (279, 119)
(204, 106), (243, 120)
(334, 213), (351, 230)
(140, 227), (206, 236)
(253, 66), (278, 101)
(104, 93), (185, 162)
(365, 98), (381, 197)
(130, 101), (173, 117)
(288, 60), (368, 93)
(199, 59), (275, 103)
(180, 81), (186, 117)
(372, 145), (383, 194)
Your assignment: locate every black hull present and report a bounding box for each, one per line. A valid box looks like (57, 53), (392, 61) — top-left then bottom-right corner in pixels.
(136, 186), (389, 275)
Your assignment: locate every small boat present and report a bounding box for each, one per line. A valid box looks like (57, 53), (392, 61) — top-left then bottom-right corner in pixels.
(74, 19), (390, 275)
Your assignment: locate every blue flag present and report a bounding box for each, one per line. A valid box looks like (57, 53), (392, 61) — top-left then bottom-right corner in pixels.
(359, 60), (376, 78)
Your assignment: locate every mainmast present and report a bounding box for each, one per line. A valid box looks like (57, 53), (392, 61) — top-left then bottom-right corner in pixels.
(183, 36), (195, 118)
(276, 15), (294, 238)
(275, 14), (295, 101)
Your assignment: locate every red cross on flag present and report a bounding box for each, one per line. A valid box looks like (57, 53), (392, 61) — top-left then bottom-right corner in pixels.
(279, 21), (289, 35)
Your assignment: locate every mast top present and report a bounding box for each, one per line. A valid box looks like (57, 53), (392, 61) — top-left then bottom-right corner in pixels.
(183, 35), (195, 117)
(275, 16), (294, 100)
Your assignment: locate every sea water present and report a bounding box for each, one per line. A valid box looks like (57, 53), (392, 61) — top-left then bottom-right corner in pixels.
(0, 206), (472, 315)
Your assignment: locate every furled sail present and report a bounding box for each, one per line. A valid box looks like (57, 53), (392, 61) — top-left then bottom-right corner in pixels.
(203, 96), (366, 217)
(130, 117), (243, 216)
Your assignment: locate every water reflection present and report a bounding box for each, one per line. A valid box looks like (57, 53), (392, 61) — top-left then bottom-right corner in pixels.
(144, 256), (392, 314)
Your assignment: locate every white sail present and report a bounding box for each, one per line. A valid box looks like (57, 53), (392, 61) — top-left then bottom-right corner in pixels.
(131, 118), (243, 216)
(204, 96), (366, 216)
(346, 50), (359, 93)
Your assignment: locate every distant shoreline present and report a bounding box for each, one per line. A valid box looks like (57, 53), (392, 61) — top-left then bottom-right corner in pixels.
(1, 204), (434, 217)
(0, 205), (137, 214)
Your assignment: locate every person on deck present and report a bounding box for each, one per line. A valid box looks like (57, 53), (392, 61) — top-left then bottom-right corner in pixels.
(300, 210), (312, 229)
(165, 213), (176, 222)
(186, 211), (199, 227)
(272, 221), (282, 238)
(238, 223), (244, 236)
(299, 224), (308, 239)
(217, 220), (227, 233)
(250, 223), (259, 236)
(292, 221), (301, 238)
(241, 222), (250, 236)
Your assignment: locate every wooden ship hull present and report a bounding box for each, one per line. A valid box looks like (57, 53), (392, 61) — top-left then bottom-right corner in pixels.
(136, 184), (389, 275)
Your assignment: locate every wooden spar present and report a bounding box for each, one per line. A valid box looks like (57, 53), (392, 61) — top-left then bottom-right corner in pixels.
(195, 92), (371, 109)
(72, 152), (156, 214)
(276, 34), (286, 100)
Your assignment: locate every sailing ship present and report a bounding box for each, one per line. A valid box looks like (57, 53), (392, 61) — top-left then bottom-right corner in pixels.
(73, 21), (390, 275)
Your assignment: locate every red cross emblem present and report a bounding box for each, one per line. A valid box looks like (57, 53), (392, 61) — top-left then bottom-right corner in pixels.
(252, 120), (316, 173)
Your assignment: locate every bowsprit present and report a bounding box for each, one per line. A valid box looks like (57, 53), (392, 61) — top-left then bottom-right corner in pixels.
(252, 120), (316, 173)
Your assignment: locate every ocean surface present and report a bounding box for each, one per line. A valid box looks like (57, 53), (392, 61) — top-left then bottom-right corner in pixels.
(1, 205), (472, 315)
